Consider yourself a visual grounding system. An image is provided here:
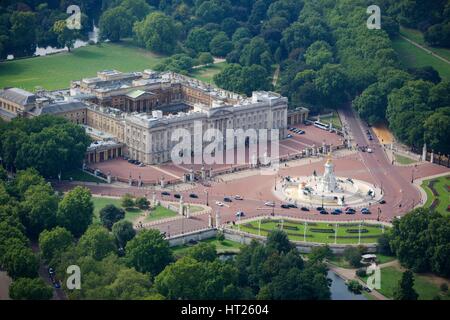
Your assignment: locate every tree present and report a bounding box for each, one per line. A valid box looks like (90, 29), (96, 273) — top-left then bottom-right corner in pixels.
(52, 20), (77, 52)
(99, 7), (133, 42)
(394, 270), (419, 300)
(209, 32), (233, 57)
(125, 229), (173, 276)
(20, 184), (58, 238)
(2, 243), (39, 279)
(121, 194), (134, 209)
(197, 52), (214, 65)
(304, 41), (334, 69)
(343, 247), (363, 268)
(57, 186), (93, 237)
(100, 204), (125, 230)
(78, 225), (116, 260)
(9, 11), (37, 57)
(155, 256), (240, 299)
(266, 230), (294, 254)
(134, 12), (178, 54)
(424, 107), (450, 154)
(9, 278), (53, 300)
(105, 268), (153, 299)
(239, 37), (271, 67)
(309, 245), (333, 263)
(112, 220), (136, 249)
(135, 197), (150, 210)
(186, 242), (217, 262)
(39, 227), (74, 263)
(13, 168), (46, 197)
(185, 27), (213, 53)
(313, 64), (348, 107)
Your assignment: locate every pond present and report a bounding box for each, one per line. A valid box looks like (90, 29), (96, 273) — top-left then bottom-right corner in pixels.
(7, 25), (100, 60)
(328, 270), (367, 300)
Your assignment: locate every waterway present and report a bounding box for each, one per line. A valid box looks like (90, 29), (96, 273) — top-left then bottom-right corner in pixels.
(328, 270), (367, 300)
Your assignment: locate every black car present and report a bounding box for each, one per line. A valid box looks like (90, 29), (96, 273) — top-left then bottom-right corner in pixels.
(223, 197), (232, 202)
(174, 194), (181, 199)
(189, 193), (198, 198)
(281, 204), (290, 209)
(379, 199), (386, 204)
(161, 191), (170, 196)
(300, 207), (310, 211)
(127, 159), (135, 164)
(287, 203), (298, 208)
(319, 210), (329, 215)
(316, 207), (324, 211)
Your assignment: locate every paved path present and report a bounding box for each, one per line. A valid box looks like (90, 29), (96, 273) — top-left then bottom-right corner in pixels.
(400, 34), (450, 65)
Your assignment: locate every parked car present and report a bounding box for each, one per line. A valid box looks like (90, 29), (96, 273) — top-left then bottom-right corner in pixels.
(224, 197), (232, 202)
(234, 195), (243, 200)
(367, 148), (373, 153)
(189, 193), (198, 198)
(319, 210), (329, 215)
(265, 201), (275, 207)
(331, 209), (342, 215)
(316, 207), (324, 211)
(174, 194), (181, 199)
(235, 211), (245, 217)
(281, 204), (290, 209)
(216, 201), (224, 207)
(287, 203), (298, 208)
(300, 207), (310, 211)
(161, 191), (170, 196)
(298, 130), (305, 134)
(361, 208), (371, 214)
(379, 199), (386, 204)
(138, 163), (145, 167)
(287, 134), (293, 138)
(345, 209), (356, 215)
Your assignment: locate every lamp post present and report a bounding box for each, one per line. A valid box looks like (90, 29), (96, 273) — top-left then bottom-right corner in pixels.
(274, 176), (277, 191)
(205, 190), (209, 206)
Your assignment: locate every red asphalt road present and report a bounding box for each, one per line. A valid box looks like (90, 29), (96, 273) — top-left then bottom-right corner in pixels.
(55, 105), (449, 235)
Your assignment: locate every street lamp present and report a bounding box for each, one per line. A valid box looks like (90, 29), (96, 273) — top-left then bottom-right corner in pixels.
(205, 190), (209, 206)
(274, 176), (277, 191)
(321, 194), (324, 208)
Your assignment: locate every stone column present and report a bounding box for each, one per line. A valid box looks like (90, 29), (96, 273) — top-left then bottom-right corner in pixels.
(107, 172), (111, 184)
(430, 151), (434, 164)
(186, 204), (190, 219)
(178, 196), (184, 216)
(215, 210), (221, 228)
(189, 169), (194, 182)
(160, 177), (165, 188)
(201, 166), (206, 180)
(152, 191), (156, 206)
(208, 213), (213, 228)
(422, 143), (427, 162)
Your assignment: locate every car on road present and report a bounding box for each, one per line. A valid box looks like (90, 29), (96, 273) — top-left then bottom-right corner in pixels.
(287, 203), (298, 208)
(287, 134), (293, 138)
(319, 210), (329, 215)
(345, 209), (356, 214)
(216, 201), (224, 207)
(265, 201), (275, 207)
(331, 209), (342, 215)
(174, 194), (181, 199)
(300, 207), (310, 211)
(161, 191), (170, 196)
(379, 199), (386, 204)
(281, 204), (290, 209)
(224, 197), (232, 202)
(316, 207), (324, 211)
(367, 148), (373, 153)
(234, 195), (243, 200)
(189, 193), (198, 198)
(235, 211), (245, 217)
(361, 208), (371, 214)
(298, 130), (305, 134)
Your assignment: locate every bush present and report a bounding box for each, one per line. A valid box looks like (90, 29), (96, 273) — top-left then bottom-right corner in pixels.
(135, 197), (150, 210)
(121, 194), (134, 209)
(347, 280), (363, 294)
(356, 268), (367, 278)
(440, 283), (448, 292)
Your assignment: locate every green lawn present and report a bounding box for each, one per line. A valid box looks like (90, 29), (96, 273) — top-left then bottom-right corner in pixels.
(171, 238), (243, 258)
(394, 153), (417, 165)
(233, 219), (386, 244)
(143, 205), (177, 222)
(61, 169), (105, 183)
(392, 36), (450, 81)
(400, 26), (450, 62)
(190, 62), (227, 84)
(91, 196), (143, 224)
(361, 266), (449, 300)
(0, 41), (165, 91)
(320, 111), (342, 130)
(421, 175), (450, 216)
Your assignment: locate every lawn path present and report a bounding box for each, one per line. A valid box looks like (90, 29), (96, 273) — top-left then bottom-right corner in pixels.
(399, 35), (450, 65)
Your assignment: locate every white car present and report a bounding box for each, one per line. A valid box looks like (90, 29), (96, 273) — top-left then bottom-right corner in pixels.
(264, 201), (275, 207)
(215, 201), (224, 207)
(234, 195), (243, 200)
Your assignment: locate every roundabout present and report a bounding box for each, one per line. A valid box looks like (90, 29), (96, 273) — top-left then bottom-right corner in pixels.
(275, 153), (383, 209)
